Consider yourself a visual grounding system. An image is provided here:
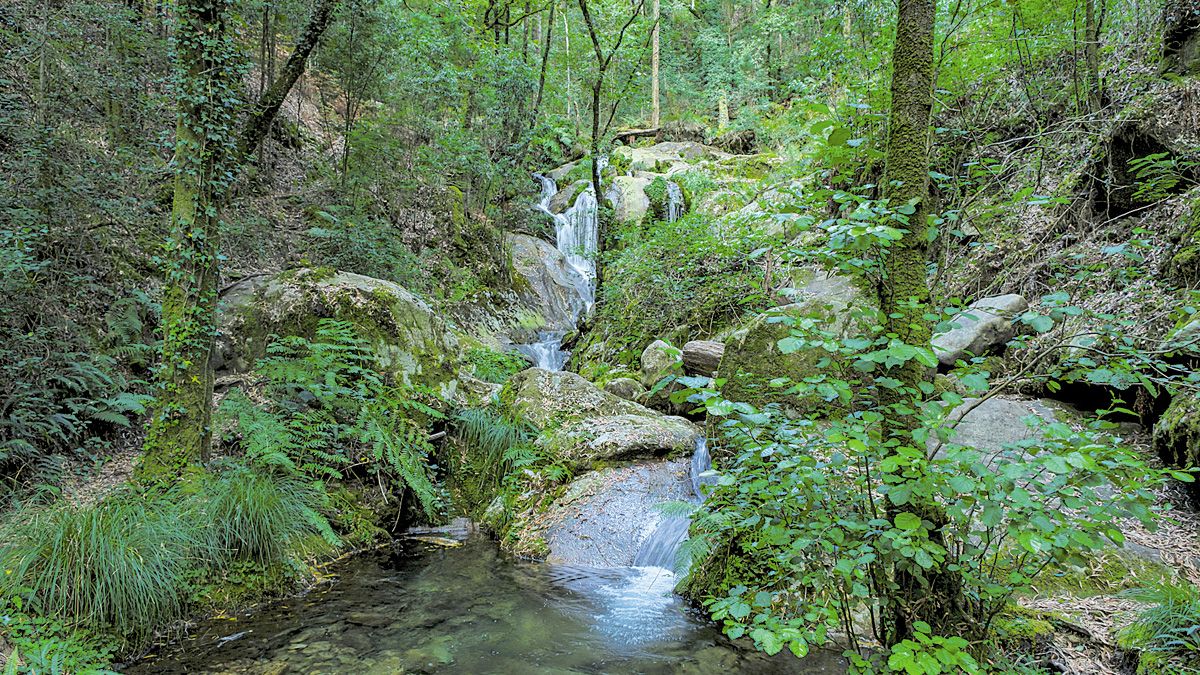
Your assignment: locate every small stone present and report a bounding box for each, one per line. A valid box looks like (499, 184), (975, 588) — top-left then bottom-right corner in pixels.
(603, 377), (646, 401)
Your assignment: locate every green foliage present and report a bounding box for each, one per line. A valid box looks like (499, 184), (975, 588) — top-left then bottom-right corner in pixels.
(466, 348), (529, 384)
(1118, 582), (1200, 673)
(1129, 153), (1198, 203)
(0, 603), (119, 675)
(192, 462), (339, 566)
(674, 201), (1184, 665)
(575, 212), (773, 374)
(0, 492), (193, 640)
(218, 319), (446, 517)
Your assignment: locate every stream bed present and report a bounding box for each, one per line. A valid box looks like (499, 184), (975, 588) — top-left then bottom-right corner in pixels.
(128, 537), (844, 674)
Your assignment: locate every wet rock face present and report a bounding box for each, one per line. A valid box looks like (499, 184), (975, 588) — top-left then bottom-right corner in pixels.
(215, 268), (463, 397)
(932, 294), (1028, 368)
(506, 233), (582, 338)
(535, 458), (695, 567)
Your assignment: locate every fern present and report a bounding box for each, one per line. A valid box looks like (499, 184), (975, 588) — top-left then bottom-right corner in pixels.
(217, 319), (447, 520)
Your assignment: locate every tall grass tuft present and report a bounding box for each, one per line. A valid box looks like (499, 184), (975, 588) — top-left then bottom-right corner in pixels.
(1118, 581), (1200, 670)
(0, 492), (192, 638)
(452, 407), (536, 491)
(191, 462), (341, 566)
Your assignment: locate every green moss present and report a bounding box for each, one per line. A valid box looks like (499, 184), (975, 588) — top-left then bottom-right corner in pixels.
(645, 176), (669, 220)
(1034, 549), (1171, 597)
(184, 559), (300, 613)
(1169, 198), (1199, 286)
(1154, 391), (1200, 480)
(992, 604), (1058, 642)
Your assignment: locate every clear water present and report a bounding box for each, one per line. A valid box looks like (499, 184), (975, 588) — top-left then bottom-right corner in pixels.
(127, 538), (845, 674)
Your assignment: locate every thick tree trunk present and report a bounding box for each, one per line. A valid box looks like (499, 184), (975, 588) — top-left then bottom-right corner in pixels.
(143, 0), (339, 482)
(140, 0), (236, 480)
(878, 0), (964, 645)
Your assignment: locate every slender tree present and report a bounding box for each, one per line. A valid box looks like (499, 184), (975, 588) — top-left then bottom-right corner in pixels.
(876, 0), (963, 644)
(651, 0), (660, 127)
(577, 0), (647, 199)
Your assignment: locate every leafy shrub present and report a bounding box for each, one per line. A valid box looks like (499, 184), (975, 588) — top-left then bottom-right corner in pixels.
(0, 493), (192, 640)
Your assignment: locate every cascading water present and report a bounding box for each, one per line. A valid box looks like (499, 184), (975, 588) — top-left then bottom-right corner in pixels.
(523, 172), (601, 370)
(516, 330), (568, 370)
(666, 181), (685, 222)
(632, 437), (713, 571)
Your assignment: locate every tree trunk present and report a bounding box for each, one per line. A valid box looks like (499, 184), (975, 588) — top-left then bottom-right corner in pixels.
(878, 0), (963, 645)
(651, 0), (660, 127)
(532, 0), (556, 119)
(235, 0), (337, 166)
(143, 0), (339, 482)
(140, 0), (237, 480)
(1084, 0), (1102, 111)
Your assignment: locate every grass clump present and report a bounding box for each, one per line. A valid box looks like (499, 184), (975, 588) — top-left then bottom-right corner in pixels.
(191, 461), (340, 566)
(1118, 582), (1200, 674)
(0, 492), (193, 640)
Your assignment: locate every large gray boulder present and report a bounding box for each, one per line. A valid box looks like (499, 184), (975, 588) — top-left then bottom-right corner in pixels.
(215, 269), (463, 397)
(532, 457), (695, 566)
(506, 233), (583, 337)
(606, 175), (653, 223)
(717, 273), (872, 413)
(502, 368), (699, 465)
(933, 294), (1028, 367)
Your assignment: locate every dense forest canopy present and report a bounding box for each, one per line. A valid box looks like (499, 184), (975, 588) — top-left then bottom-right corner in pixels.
(0, 0), (1199, 672)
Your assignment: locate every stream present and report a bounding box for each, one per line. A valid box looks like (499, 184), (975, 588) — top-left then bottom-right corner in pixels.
(129, 537), (844, 674)
(127, 169), (845, 673)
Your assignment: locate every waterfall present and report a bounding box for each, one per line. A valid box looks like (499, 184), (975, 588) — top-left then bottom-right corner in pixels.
(632, 437), (714, 571)
(524, 171), (602, 371)
(516, 331), (568, 370)
(531, 172), (599, 315)
(666, 181), (684, 222)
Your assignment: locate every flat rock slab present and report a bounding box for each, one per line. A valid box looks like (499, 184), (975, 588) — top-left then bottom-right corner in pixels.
(540, 458), (694, 567)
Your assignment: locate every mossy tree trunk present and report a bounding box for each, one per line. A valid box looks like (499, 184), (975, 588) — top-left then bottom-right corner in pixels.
(877, 0), (966, 645)
(142, 0), (339, 482)
(140, 0), (239, 481)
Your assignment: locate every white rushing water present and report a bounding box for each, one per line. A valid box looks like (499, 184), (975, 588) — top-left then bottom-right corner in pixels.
(524, 172), (602, 371)
(516, 330), (569, 371)
(631, 437), (714, 572)
(666, 181), (684, 222)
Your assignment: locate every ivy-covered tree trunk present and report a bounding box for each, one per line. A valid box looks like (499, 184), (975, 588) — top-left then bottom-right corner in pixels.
(878, 0), (965, 645)
(140, 0), (239, 480)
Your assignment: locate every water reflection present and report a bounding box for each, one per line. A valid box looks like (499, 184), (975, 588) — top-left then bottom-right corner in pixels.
(129, 538), (844, 674)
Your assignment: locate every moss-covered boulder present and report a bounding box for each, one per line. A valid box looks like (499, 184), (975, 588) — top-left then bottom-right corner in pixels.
(1155, 392), (1200, 491)
(501, 368), (699, 465)
(606, 175), (653, 224)
(216, 268), (464, 397)
(717, 276), (872, 413)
